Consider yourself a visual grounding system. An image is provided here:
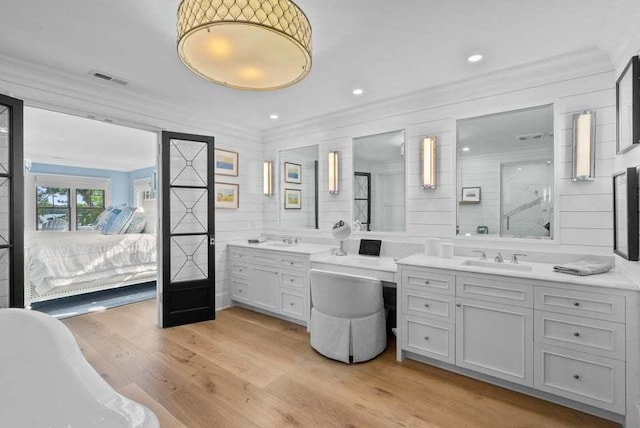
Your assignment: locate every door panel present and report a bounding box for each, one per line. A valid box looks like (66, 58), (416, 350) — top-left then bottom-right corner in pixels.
(161, 131), (215, 327)
(0, 94), (23, 308)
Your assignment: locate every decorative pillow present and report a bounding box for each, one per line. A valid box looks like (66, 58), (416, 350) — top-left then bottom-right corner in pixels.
(100, 205), (137, 235)
(93, 205), (113, 230)
(125, 212), (147, 234)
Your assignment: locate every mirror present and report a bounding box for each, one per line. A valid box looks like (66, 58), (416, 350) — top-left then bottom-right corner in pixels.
(457, 104), (554, 239)
(279, 145), (319, 229)
(353, 130), (406, 232)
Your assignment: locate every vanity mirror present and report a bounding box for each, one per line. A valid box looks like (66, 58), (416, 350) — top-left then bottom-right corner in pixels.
(353, 130), (406, 232)
(457, 104), (554, 239)
(279, 145), (319, 229)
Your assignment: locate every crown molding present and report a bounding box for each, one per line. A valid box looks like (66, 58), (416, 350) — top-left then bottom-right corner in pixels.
(263, 48), (614, 143)
(0, 54), (261, 142)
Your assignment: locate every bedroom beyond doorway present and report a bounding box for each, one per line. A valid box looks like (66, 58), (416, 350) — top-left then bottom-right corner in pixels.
(23, 106), (159, 315)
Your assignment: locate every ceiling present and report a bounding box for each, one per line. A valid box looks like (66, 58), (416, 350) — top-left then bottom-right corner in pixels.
(24, 107), (157, 171)
(0, 1), (638, 133)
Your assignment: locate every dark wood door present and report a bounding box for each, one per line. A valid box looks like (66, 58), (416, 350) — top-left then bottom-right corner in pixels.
(161, 131), (215, 327)
(0, 94), (24, 308)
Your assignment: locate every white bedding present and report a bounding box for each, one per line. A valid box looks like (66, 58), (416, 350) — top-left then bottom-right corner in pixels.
(26, 231), (157, 295)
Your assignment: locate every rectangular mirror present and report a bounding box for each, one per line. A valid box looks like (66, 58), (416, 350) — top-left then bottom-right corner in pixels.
(457, 104), (554, 239)
(353, 130), (406, 232)
(279, 145), (319, 229)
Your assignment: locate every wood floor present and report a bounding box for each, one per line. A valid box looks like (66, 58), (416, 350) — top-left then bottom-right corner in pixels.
(63, 300), (617, 428)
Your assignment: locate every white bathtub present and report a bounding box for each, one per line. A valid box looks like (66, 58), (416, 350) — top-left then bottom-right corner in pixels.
(0, 309), (159, 427)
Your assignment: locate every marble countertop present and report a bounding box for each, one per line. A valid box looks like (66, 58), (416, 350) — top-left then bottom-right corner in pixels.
(311, 253), (398, 272)
(227, 240), (335, 255)
(396, 254), (640, 291)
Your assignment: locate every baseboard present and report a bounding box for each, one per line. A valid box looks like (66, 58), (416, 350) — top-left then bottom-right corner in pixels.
(215, 290), (230, 311)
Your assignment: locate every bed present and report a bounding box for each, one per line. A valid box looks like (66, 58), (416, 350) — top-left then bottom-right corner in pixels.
(25, 231), (157, 307)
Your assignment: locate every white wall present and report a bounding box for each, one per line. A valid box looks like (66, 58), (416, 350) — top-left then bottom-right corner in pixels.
(613, 31), (640, 276)
(0, 56), (264, 311)
(264, 50), (617, 254)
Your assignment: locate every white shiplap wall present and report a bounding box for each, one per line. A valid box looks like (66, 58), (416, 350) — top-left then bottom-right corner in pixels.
(264, 49), (618, 254)
(612, 32), (640, 275)
(0, 56), (264, 311)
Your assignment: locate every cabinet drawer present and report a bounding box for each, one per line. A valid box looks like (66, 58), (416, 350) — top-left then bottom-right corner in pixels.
(253, 252), (279, 266)
(402, 288), (454, 322)
(403, 315), (454, 364)
(230, 279), (250, 303)
(230, 262), (250, 279)
(280, 255), (307, 271)
(534, 287), (625, 323)
(534, 345), (625, 414)
(535, 311), (625, 360)
(402, 269), (454, 295)
(456, 276), (532, 307)
(229, 248), (252, 262)
(281, 271), (306, 289)
(279, 289), (306, 320)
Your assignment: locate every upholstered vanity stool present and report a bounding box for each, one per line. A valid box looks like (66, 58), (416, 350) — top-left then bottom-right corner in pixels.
(309, 269), (387, 363)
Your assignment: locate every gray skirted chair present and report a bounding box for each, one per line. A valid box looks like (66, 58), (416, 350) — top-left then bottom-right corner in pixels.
(309, 269), (387, 363)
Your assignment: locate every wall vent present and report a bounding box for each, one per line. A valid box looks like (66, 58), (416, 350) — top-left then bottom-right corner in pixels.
(89, 70), (129, 86)
(515, 132), (553, 142)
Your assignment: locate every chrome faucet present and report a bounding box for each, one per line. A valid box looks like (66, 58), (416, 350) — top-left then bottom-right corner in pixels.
(472, 250), (487, 261)
(494, 252), (504, 263)
(510, 253), (527, 264)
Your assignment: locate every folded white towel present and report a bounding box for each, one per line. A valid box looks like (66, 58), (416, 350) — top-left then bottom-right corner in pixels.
(553, 259), (613, 276)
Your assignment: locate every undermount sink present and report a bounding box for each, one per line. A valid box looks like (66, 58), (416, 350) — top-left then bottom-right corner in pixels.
(461, 259), (533, 272)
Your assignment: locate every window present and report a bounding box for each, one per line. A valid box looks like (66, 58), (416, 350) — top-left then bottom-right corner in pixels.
(36, 186), (71, 231)
(76, 189), (105, 229)
(31, 174), (111, 232)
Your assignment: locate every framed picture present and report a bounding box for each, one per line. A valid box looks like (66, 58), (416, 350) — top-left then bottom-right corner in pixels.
(284, 162), (302, 184)
(613, 168), (639, 261)
(616, 56), (640, 154)
(214, 148), (239, 176)
(284, 188), (302, 209)
(460, 187), (481, 204)
(215, 182), (239, 209)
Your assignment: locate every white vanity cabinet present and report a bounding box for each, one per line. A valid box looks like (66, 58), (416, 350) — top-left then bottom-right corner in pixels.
(228, 244), (325, 325)
(397, 259), (638, 426)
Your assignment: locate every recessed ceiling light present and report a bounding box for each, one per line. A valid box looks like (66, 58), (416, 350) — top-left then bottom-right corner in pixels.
(270, 114), (279, 120)
(352, 88), (364, 96)
(462, 147), (470, 152)
(467, 54), (483, 63)
(0, 128), (7, 133)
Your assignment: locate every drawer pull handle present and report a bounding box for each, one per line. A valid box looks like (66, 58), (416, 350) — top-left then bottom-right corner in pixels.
(573, 332), (580, 337)
(573, 302), (580, 307)
(573, 374), (580, 380)
(290, 279), (294, 282)
(290, 262), (295, 265)
(424, 303), (430, 308)
(456, 304), (461, 307)
(239, 269), (243, 272)
(424, 280), (430, 284)
(424, 336), (430, 341)
(290, 302), (295, 306)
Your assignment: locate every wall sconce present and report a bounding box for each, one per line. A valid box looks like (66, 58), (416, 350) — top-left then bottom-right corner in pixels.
(421, 136), (437, 189)
(572, 111), (596, 182)
(328, 151), (339, 194)
(263, 160), (274, 196)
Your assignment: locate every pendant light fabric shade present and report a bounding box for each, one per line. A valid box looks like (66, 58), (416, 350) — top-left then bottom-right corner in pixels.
(177, 0), (312, 90)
